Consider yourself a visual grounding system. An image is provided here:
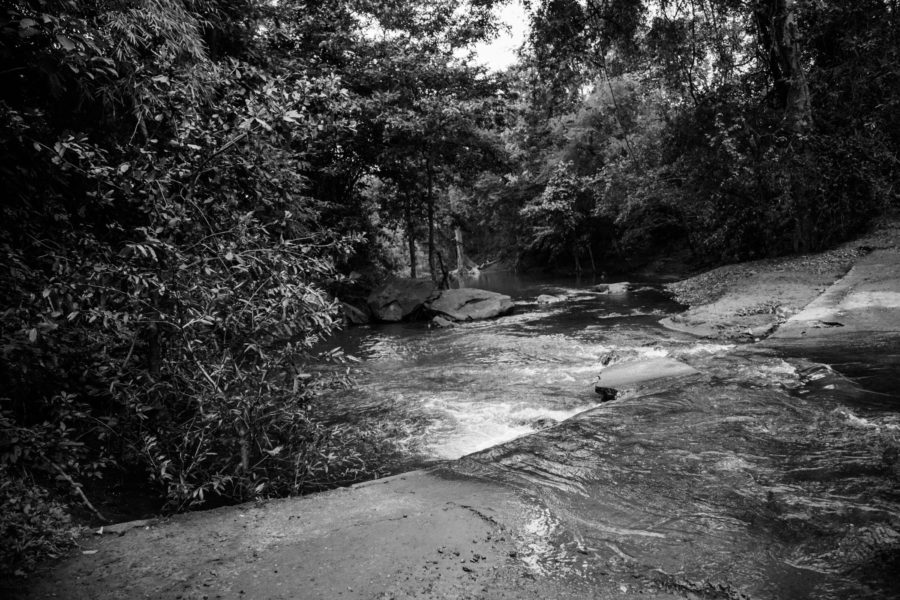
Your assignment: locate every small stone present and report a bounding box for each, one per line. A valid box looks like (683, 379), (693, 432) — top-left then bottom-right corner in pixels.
(594, 386), (618, 402)
(600, 352), (619, 366)
(430, 315), (456, 328)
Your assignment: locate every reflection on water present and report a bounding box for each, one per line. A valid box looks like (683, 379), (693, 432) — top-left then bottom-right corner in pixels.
(452, 269), (612, 299)
(323, 275), (900, 599)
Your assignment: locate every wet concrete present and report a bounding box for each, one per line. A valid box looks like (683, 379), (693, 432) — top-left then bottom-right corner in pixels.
(21, 467), (683, 600)
(771, 250), (900, 341)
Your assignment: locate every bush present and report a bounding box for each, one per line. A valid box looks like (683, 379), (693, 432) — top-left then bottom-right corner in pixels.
(0, 475), (76, 577)
(667, 102), (886, 261)
(0, 0), (387, 576)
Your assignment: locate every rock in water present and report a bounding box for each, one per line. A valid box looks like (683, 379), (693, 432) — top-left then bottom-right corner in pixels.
(594, 386), (618, 402)
(595, 282), (631, 295)
(366, 278), (438, 322)
(430, 316), (456, 328)
(599, 351), (619, 366)
(426, 288), (514, 321)
(530, 417), (558, 430)
(341, 302), (370, 325)
(597, 358), (699, 388)
(536, 294), (564, 305)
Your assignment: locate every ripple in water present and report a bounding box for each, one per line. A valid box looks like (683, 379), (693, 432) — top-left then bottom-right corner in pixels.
(321, 283), (900, 598)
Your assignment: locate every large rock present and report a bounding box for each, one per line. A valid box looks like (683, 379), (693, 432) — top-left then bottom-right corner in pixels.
(595, 282), (632, 295)
(426, 288), (514, 321)
(367, 278), (438, 322)
(536, 294), (565, 305)
(596, 357), (698, 388)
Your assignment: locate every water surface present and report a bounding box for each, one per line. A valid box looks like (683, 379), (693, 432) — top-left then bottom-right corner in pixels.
(324, 274), (900, 598)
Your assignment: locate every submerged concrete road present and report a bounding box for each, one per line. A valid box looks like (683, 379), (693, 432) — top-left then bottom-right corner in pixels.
(21, 467), (682, 600)
(20, 364), (701, 600)
(771, 249), (900, 342)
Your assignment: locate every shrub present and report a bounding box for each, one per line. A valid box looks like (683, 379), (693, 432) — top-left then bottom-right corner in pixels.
(0, 475), (77, 577)
(0, 0), (386, 576)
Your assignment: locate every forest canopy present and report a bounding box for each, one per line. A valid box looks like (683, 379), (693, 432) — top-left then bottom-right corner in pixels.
(1, 0), (897, 575)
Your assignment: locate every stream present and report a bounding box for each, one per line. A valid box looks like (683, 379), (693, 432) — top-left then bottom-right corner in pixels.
(324, 273), (900, 599)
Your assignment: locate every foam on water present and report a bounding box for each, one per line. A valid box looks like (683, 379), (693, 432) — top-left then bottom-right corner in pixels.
(833, 407), (900, 432)
(676, 343), (736, 355)
(421, 396), (599, 459)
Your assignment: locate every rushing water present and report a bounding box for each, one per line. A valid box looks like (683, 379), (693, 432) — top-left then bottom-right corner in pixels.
(324, 273), (900, 599)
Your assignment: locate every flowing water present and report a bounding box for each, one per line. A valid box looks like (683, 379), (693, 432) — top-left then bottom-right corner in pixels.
(323, 274), (900, 599)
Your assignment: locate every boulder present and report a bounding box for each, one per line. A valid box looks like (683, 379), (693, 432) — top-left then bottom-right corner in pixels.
(366, 278), (438, 322)
(426, 288), (514, 321)
(597, 358), (698, 388)
(536, 294), (565, 305)
(341, 302), (370, 325)
(596, 282), (632, 295)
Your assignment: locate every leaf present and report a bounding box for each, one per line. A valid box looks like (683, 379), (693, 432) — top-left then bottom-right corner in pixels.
(56, 35), (76, 51)
(27, 328), (37, 343)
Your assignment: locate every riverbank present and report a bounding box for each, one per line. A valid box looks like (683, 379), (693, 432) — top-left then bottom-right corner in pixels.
(660, 217), (900, 340)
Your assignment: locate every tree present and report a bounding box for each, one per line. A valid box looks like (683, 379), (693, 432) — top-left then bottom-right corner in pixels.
(514, 0), (898, 260)
(520, 162), (598, 272)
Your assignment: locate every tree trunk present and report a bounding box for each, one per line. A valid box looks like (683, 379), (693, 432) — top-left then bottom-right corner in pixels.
(586, 241), (597, 273)
(405, 196), (416, 278)
(436, 251), (450, 290)
(754, 0), (811, 130)
(573, 244), (582, 274)
(455, 227), (465, 271)
(426, 162), (436, 282)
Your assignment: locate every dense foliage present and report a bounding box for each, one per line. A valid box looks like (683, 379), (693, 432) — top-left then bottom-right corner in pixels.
(0, 0), (506, 576)
(477, 0), (899, 269)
